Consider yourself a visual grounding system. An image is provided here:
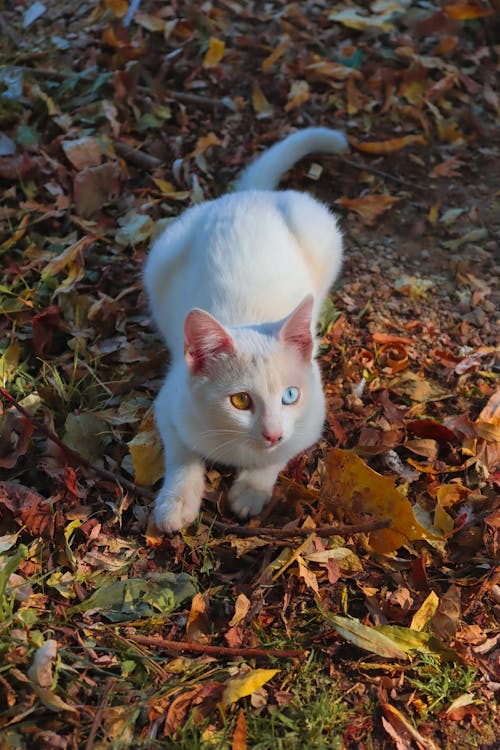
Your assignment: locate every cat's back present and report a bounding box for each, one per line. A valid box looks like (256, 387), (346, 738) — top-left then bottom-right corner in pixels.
(146, 188), (340, 351)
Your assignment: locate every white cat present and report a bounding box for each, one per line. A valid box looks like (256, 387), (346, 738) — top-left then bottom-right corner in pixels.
(144, 128), (347, 532)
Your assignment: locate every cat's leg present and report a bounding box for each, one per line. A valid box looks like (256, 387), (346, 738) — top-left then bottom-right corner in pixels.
(153, 389), (205, 533)
(154, 452), (205, 533)
(228, 463), (283, 519)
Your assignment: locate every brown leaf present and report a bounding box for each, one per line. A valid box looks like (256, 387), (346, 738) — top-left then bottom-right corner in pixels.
(62, 137), (102, 170)
(232, 708), (248, 750)
(337, 194), (400, 225)
(0, 412), (33, 469)
(431, 585), (461, 641)
(73, 162), (121, 218)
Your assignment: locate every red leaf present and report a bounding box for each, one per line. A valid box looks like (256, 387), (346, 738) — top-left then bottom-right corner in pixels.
(406, 419), (458, 445)
(0, 481), (55, 538)
(32, 306), (61, 356)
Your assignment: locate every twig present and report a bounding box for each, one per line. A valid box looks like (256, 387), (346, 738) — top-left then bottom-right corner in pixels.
(205, 515), (391, 539)
(168, 90), (231, 109)
(0, 12), (21, 46)
(338, 156), (428, 193)
(113, 140), (163, 170)
(84, 678), (114, 750)
(125, 633), (305, 660)
(0, 387), (155, 501)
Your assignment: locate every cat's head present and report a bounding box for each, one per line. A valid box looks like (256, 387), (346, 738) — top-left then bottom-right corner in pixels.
(182, 296), (322, 465)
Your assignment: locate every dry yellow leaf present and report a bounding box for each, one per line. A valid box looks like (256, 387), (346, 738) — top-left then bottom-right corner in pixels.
(262, 38), (288, 72)
(352, 135), (426, 154)
(104, 0), (128, 17)
(410, 591), (439, 631)
(0, 340), (20, 387)
(284, 80), (310, 112)
(42, 236), (94, 296)
(222, 668), (279, 708)
(203, 37), (225, 68)
(322, 448), (434, 553)
(252, 85), (273, 118)
(475, 390), (500, 442)
(128, 411), (164, 486)
(190, 132), (222, 158)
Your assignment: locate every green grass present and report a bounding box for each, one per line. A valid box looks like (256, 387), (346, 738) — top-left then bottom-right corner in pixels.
(408, 653), (478, 719)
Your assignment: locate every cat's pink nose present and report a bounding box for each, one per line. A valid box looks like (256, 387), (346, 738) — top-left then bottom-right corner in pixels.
(262, 430), (282, 445)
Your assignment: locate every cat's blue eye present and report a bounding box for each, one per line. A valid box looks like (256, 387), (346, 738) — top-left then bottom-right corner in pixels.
(282, 386), (300, 405)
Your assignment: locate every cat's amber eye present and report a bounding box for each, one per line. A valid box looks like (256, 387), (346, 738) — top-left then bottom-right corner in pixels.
(230, 392), (253, 410)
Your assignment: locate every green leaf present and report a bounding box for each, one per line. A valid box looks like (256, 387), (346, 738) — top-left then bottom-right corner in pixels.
(323, 614), (409, 660)
(0, 544), (29, 618)
(68, 573), (196, 622)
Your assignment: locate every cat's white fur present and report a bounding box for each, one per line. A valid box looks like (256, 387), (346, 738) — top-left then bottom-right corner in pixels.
(144, 127), (347, 532)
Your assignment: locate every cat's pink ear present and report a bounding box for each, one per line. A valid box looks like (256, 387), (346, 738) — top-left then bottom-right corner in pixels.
(184, 309), (234, 374)
(279, 294), (314, 360)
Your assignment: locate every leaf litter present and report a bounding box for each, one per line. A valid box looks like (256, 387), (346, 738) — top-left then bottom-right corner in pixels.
(0, 0), (498, 747)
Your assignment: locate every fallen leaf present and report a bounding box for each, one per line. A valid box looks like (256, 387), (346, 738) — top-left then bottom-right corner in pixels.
(322, 614), (408, 659)
(351, 135), (426, 153)
(115, 210), (155, 246)
(203, 37), (225, 67)
(284, 80), (310, 112)
(475, 390), (500, 442)
(186, 592), (210, 644)
(443, 4), (494, 19)
(382, 703), (440, 750)
(42, 236), (94, 296)
(410, 591), (440, 631)
(190, 132), (222, 159)
(222, 668), (279, 708)
(322, 448), (435, 553)
(390, 371), (450, 403)
(32, 306), (62, 356)
(406, 418), (458, 444)
(229, 593), (251, 628)
(63, 412), (107, 465)
(69, 573), (196, 621)
(28, 639), (58, 688)
(328, 6), (397, 31)
(262, 38), (288, 72)
(128, 411), (164, 486)
(0, 482), (54, 538)
(0, 340), (20, 386)
(337, 194), (400, 225)
(232, 708), (248, 750)
(73, 162), (122, 218)
(252, 85), (273, 118)
(62, 136), (102, 170)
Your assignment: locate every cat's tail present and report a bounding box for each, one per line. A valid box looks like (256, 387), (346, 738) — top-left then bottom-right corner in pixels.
(235, 127), (348, 191)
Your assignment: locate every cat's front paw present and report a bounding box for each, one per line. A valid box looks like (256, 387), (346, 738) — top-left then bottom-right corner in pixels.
(153, 471), (204, 533)
(228, 480), (271, 520)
